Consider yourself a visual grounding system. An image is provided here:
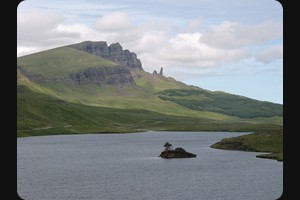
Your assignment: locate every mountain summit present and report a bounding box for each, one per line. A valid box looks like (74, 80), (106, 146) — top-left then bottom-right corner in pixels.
(17, 41), (282, 136)
(70, 41), (143, 70)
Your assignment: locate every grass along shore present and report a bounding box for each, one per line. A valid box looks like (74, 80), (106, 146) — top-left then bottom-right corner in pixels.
(210, 128), (283, 161)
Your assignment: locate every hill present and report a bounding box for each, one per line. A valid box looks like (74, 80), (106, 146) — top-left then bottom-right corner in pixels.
(158, 89), (282, 118)
(17, 41), (283, 136)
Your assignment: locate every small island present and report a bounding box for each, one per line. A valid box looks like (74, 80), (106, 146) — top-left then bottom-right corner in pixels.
(159, 142), (197, 159)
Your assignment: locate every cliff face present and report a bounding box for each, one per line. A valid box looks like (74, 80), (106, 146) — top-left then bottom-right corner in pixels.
(70, 41), (110, 58)
(69, 66), (135, 86)
(70, 41), (143, 70)
(18, 41), (142, 87)
(68, 41), (141, 86)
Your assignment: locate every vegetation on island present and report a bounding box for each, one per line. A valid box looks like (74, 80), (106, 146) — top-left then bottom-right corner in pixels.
(164, 142), (172, 151)
(159, 142), (197, 158)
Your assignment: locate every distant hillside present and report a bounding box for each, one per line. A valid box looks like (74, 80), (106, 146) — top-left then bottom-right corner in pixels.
(17, 84), (281, 137)
(158, 89), (282, 118)
(17, 84), (207, 136)
(17, 41), (283, 136)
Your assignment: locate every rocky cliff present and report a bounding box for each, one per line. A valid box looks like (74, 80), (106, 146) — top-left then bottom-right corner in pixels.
(69, 66), (135, 86)
(70, 41), (143, 70)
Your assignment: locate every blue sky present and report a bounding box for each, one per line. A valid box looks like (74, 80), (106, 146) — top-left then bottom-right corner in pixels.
(17, 0), (283, 103)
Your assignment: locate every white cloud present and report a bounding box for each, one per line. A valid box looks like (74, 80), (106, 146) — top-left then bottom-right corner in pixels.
(17, 47), (37, 57)
(56, 23), (101, 42)
(201, 20), (282, 49)
(95, 12), (134, 32)
(255, 45), (283, 63)
(17, 8), (64, 35)
(17, 8), (82, 56)
(138, 32), (251, 70)
(17, 8), (281, 74)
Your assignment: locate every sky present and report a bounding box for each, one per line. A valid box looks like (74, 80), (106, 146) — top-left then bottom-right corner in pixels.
(17, 0), (283, 104)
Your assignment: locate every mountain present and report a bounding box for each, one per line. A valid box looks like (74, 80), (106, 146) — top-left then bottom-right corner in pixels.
(70, 41), (143, 70)
(17, 41), (283, 136)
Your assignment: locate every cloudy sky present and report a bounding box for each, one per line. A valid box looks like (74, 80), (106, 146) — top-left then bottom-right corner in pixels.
(17, 0), (283, 104)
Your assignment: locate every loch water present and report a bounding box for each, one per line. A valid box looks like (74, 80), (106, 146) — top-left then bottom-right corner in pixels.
(17, 131), (283, 200)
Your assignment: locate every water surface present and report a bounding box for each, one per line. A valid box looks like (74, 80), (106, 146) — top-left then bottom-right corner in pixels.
(17, 131), (283, 200)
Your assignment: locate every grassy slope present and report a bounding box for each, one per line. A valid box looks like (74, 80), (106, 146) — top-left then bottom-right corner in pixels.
(17, 84), (188, 136)
(17, 47), (282, 124)
(132, 70), (191, 93)
(210, 128), (283, 161)
(17, 67), (241, 121)
(18, 84), (283, 137)
(158, 89), (283, 119)
(17, 46), (117, 77)
(38, 84), (239, 120)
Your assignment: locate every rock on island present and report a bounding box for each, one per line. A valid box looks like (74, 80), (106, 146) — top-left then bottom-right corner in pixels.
(159, 142), (197, 159)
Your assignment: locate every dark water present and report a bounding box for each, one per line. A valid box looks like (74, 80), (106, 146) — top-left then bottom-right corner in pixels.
(17, 131), (283, 200)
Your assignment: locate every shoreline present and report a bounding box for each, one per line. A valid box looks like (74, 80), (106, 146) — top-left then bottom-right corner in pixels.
(17, 129), (251, 138)
(17, 130), (282, 161)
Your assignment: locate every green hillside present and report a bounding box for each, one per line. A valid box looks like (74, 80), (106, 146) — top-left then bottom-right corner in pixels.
(158, 89), (283, 118)
(132, 70), (190, 93)
(17, 41), (283, 137)
(17, 50), (243, 121)
(17, 46), (117, 78)
(17, 85), (281, 137)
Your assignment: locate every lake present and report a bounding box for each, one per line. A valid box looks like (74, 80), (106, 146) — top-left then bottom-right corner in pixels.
(17, 131), (283, 200)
